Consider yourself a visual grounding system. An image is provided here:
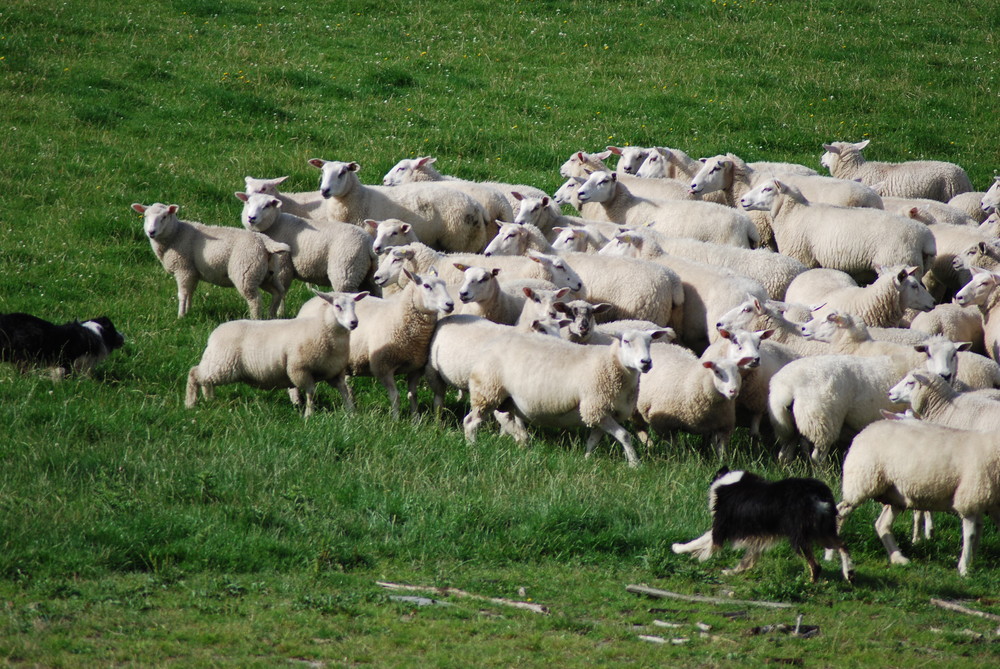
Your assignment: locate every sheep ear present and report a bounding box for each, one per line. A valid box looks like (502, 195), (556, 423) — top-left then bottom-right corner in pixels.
(512, 191), (524, 201)
(606, 146), (623, 156)
(650, 328), (675, 342)
(896, 268), (908, 283)
(701, 360), (716, 370)
(348, 162), (360, 172)
(552, 302), (573, 315)
(912, 371), (930, 385)
(522, 287), (537, 300)
(718, 328), (732, 340)
(402, 268), (418, 282)
(491, 268), (502, 277)
(906, 266), (919, 276)
(554, 287), (571, 298)
(363, 219), (379, 233)
(593, 303), (614, 314)
(736, 356), (755, 368)
(855, 139), (870, 150)
(308, 158), (325, 168)
(541, 196), (550, 207)
(416, 156), (434, 167)
(399, 223), (412, 233)
(773, 179), (788, 193)
(880, 409), (905, 421)
(353, 292), (370, 301)
(751, 296), (763, 312)
(822, 143), (840, 154)
(235, 192), (250, 202)
(758, 328), (775, 340)
(699, 157), (707, 163)
(913, 343), (928, 354)
(594, 150), (612, 161)
(574, 151), (586, 162)
(453, 263), (469, 272)
(131, 203), (146, 213)
(168, 205), (180, 214)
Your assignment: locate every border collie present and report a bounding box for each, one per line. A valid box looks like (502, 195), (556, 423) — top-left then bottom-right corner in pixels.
(672, 468), (854, 583)
(0, 312), (125, 378)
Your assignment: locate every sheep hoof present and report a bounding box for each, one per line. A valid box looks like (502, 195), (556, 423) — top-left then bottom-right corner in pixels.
(889, 552), (910, 566)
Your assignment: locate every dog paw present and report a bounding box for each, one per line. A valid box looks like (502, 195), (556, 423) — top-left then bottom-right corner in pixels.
(889, 552), (911, 566)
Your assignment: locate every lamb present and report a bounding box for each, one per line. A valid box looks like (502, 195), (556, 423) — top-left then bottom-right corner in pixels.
(558, 150), (696, 202)
(803, 265), (934, 328)
(577, 170), (760, 249)
(244, 175), (326, 222)
(236, 192), (378, 294)
(715, 295), (832, 357)
(512, 192), (620, 243)
(901, 208), (1000, 301)
(380, 155), (547, 221)
(820, 139), (974, 202)
(628, 234), (806, 301)
(482, 222), (556, 256)
(185, 290), (367, 417)
(298, 268), (455, 418)
(371, 242), (584, 296)
(453, 264), (535, 325)
(946, 190), (990, 223)
(909, 303), (986, 355)
(133, 202), (291, 319)
(463, 327), (671, 467)
(550, 225), (617, 253)
(739, 178), (936, 280)
(981, 176), (1000, 214)
(380, 156), (514, 227)
(886, 197), (978, 226)
(310, 159), (488, 253)
(837, 418), (1000, 575)
(955, 267), (1000, 361)
(606, 145), (651, 174)
(599, 229), (767, 349)
(365, 218), (419, 254)
(784, 268), (859, 307)
(888, 370), (1000, 433)
(634, 343), (749, 457)
(690, 153), (884, 249)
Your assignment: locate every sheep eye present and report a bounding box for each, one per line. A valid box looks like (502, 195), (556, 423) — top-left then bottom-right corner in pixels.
(334, 304), (342, 311)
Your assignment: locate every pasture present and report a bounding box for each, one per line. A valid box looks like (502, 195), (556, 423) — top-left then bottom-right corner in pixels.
(1, 0), (999, 665)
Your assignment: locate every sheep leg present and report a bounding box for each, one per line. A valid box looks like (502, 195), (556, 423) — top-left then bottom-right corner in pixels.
(175, 272), (199, 318)
(262, 279), (286, 319)
(377, 373), (402, 419)
(405, 371), (422, 415)
(333, 375), (355, 412)
(957, 514), (981, 577)
(672, 530), (716, 561)
(237, 286), (263, 320)
(594, 415), (639, 467)
(911, 511), (933, 544)
(495, 410), (530, 445)
(820, 537), (856, 583)
(424, 369), (448, 417)
(874, 505), (910, 566)
(185, 366), (202, 408)
(749, 413), (763, 439)
(288, 387), (301, 406)
(462, 407), (485, 443)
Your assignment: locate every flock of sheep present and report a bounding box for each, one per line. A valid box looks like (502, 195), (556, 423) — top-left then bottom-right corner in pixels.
(134, 138), (1000, 577)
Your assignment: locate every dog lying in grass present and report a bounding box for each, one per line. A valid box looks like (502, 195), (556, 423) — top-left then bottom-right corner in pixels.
(0, 312), (125, 379)
(672, 467), (854, 583)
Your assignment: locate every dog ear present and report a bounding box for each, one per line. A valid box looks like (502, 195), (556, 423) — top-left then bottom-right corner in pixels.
(712, 465), (730, 483)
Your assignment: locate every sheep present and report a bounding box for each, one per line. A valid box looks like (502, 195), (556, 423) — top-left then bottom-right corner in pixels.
(715, 295), (832, 357)
(298, 268), (455, 418)
(185, 290), (367, 417)
(837, 418), (1000, 575)
(703, 327), (799, 438)
(740, 178), (936, 281)
(244, 175), (326, 222)
(482, 222), (556, 256)
(309, 159), (488, 253)
(552, 176), (588, 211)
(365, 218), (419, 254)
(886, 197), (978, 226)
(606, 145), (652, 175)
(379, 155), (514, 230)
(371, 242), (584, 297)
(946, 190), (990, 223)
(514, 285), (574, 331)
(784, 268), (859, 306)
(803, 265), (934, 328)
(909, 303), (986, 355)
(955, 267), (1000, 361)
(133, 202), (291, 319)
(550, 225), (616, 253)
(380, 155), (546, 221)
(820, 140), (974, 202)
(634, 343), (749, 457)
(558, 150), (696, 202)
(462, 327), (671, 467)
(236, 192), (378, 294)
(577, 170), (760, 248)
(452, 263), (534, 325)
(889, 370), (1000, 433)
(630, 234), (806, 301)
(599, 229), (767, 350)
(512, 192), (620, 243)
(981, 176), (1000, 214)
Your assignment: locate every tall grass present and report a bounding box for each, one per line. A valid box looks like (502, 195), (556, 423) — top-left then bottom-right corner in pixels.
(1, 0), (999, 664)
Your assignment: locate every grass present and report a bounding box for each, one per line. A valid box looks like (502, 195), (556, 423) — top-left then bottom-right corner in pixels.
(1, 0), (1000, 665)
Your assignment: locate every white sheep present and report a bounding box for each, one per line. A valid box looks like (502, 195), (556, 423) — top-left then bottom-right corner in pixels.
(550, 225), (617, 253)
(784, 268), (859, 306)
(837, 418), (1000, 575)
(463, 328), (671, 467)
(714, 295), (832, 357)
(909, 303), (986, 355)
(886, 197), (978, 226)
(740, 178), (936, 280)
(133, 202), (291, 319)
(634, 343), (749, 457)
(453, 264), (533, 325)
(380, 156), (514, 228)
(298, 268), (455, 418)
(236, 192), (377, 294)
(365, 218), (420, 255)
(946, 190), (990, 223)
(889, 369), (1000, 432)
(599, 229), (767, 349)
(310, 159), (488, 253)
(381, 155), (548, 222)
(955, 267), (1000, 361)
(185, 290), (367, 417)
(482, 222), (555, 256)
(558, 150), (696, 202)
(512, 192), (620, 244)
(577, 171), (760, 248)
(981, 176), (1000, 214)
(244, 175), (327, 222)
(606, 145), (652, 174)
(805, 265), (934, 328)
(820, 139), (974, 202)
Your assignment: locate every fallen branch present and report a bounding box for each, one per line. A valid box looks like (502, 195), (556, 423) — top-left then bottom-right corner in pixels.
(627, 584), (793, 609)
(930, 598), (1000, 634)
(376, 581), (549, 614)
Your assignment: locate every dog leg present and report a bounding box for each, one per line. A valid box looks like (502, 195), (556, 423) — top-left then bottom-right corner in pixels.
(723, 546), (762, 575)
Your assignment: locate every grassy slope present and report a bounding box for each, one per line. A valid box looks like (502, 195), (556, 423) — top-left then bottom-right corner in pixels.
(1, 0), (999, 665)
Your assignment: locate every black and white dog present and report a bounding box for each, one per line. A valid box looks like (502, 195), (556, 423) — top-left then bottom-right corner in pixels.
(672, 468), (854, 583)
(0, 312), (125, 378)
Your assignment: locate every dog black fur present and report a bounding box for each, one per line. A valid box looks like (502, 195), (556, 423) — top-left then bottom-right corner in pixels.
(673, 467), (854, 583)
(0, 312), (125, 377)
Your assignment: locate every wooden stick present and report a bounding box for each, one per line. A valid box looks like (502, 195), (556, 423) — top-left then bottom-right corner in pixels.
(376, 581), (549, 614)
(930, 598), (1000, 624)
(626, 584), (793, 609)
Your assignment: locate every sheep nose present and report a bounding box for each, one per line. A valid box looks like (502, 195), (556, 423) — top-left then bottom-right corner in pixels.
(348, 319), (358, 330)
(483, 251), (493, 257)
(248, 216), (256, 224)
(459, 291), (471, 302)
(639, 360), (652, 373)
(320, 188), (332, 198)
(442, 302), (455, 313)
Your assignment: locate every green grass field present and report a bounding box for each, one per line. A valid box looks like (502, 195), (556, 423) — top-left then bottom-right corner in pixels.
(2, 0), (999, 665)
